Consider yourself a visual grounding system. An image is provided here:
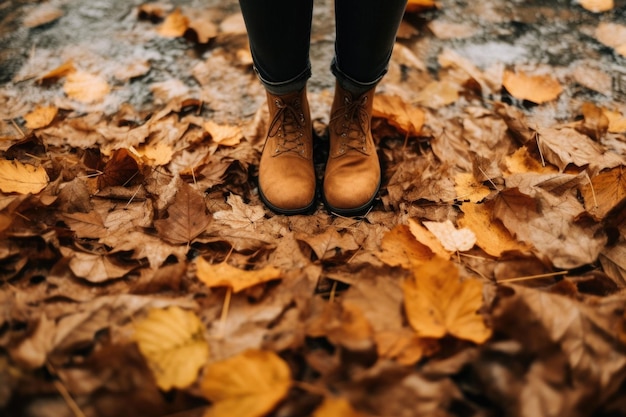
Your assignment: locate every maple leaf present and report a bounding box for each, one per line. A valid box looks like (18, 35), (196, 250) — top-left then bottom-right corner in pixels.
(422, 219), (477, 252)
(403, 257), (492, 344)
(0, 159), (49, 194)
(212, 193), (265, 229)
(154, 181), (212, 245)
(195, 257), (281, 293)
(200, 349), (291, 417)
(134, 306), (209, 391)
(502, 70), (563, 104)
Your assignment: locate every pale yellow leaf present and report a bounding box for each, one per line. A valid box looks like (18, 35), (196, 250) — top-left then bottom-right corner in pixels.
(64, 71), (110, 103)
(602, 108), (626, 133)
(578, 0), (614, 12)
(196, 257), (281, 293)
(204, 120), (242, 147)
(407, 218), (450, 259)
(201, 349), (291, 417)
(23, 106), (58, 129)
(134, 306), (209, 391)
(0, 160), (49, 194)
(502, 70), (563, 104)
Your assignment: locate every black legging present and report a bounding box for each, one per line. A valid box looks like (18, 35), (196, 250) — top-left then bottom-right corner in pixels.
(238, 0), (407, 95)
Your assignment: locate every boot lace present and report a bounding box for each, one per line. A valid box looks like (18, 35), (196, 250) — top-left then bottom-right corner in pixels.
(268, 97), (306, 156)
(330, 93), (370, 155)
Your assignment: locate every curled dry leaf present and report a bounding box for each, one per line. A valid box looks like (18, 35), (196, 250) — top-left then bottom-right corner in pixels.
(404, 257), (492, 343)
(23, 106), (58, 130)
(581, 166), (626, 220)
(502, 70), (563, 104)
(201, 349), (291, 417)
(64, 70), (110, 103)
(0, 159), (49, 194)
(372, 94), (425, 137)
(578, 0), (614, 12)
(196, 257), (281, 293)
(134, 306), (209, 391)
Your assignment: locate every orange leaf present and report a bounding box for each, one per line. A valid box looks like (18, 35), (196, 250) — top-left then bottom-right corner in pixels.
(196, 257), (281, 293)
(0, 159), (49, 194)
(376, 224), (434, 269)
(403, 257), (492, 343)
(312, 397), (363, 417)
(64, 70), (110, 103)
(38, 60), (75, 83)
(372, 94), (425, 136)
(405, 0), (437, 13)
(158, 8), (189, 37)
(201, 349), (291, 417)
(502, 70), (563, 104)
(578, 0), (614, 12)
(154, 181), (212, 244)
(595, 22), (626, 56)
(581, 166), (626, 220)
(23, 106), (58, 129)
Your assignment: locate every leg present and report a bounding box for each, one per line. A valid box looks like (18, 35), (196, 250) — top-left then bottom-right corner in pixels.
(239, 0), (317, 214)
(323, 0), (407, 215)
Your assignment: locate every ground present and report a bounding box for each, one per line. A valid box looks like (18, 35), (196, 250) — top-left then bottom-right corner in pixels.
(1, 0), (626, 416)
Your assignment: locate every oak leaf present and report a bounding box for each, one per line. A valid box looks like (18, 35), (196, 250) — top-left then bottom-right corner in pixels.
(0, 159), (49, 194)
(200, 349), (291, 417)
(423, 220), (476, 252)
(581, 166), (626, 220)
(154, 181), (211, 244)
(63, 70), (110, 103)
(196, 257), (281, 293)
(403, 257), (492, 343)
(372, 94), (425, 137)
(502, 70), (563, 104)
(23, 106), (57, 129)
(134, 306), (209, 391)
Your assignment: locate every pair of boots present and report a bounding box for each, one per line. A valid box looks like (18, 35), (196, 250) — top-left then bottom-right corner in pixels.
(258, 82), (380, 216)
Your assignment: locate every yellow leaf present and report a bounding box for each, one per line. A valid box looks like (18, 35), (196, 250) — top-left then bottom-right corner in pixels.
(458, 203), (532, 257)
(403, 257), (492, 343)
(134, 306), (209, 391)
(0, 160), (49, 194)
(158, 8), (189, 37)
(578, 0), (614, 13)
(204, 120), (243, 147)
(23, 106), (58, 129)
(375, 224), (434, 269)
(372, 94), (425, 136)
(407, 218), (450, 260)
(38, 60), (75, 83)
(201, 349), (291, 417)
(454, 172), (491, 203)
(502, 70), (563, 104)
(422, 220), (476, 252)
(602, 108), (626, 133)
(196, 257), (281, 293)
(136, 141), (174, 166)
(312, 397), (362, 417)
(64, 71), (110, 103)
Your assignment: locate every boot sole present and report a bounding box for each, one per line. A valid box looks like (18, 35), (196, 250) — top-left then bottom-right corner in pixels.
(259, 186), (317, 216)
(322, 179), (381, 217)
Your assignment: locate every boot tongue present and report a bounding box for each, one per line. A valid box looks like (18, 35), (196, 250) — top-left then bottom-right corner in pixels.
(269, 98), (306, 155)
(334, 94), (370, 154)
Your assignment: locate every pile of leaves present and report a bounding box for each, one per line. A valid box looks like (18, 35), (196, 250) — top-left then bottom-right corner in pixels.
(1, 0), (626, 416)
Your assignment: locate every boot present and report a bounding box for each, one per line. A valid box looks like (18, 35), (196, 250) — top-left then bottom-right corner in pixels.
(323, 82), (381, 216)
(258, 88), (316, 215)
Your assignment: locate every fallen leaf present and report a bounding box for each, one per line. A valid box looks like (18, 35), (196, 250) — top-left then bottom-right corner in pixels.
(454, 172), (491, 203)
(134, 306), (209, 391)
(372, 94), (425, 136)
(595, 22), (626, 56)
(312, 397), (362, 417)
(136, 141), (174, 166)
(415, 80), (460, 108)
(64, 70), (110, 103)
(37, 60), (76, 83)
(577, 0), (614, 12)
(602, 108), (626, 133)
(408, 218), (450, 260)
(23, 4), (64, 28)
(458, 202), (531, 257)
(158, 8), (189, 37)
(114, 60), (151, 82)
(97, 148), (142, 189)
(502, 70), (563, 104)
(154, 181), (212, 244)
(296, 227), (360, 260)
(204, 120), (243, 147)
(212, 193), (265, 229)
(423, 220), (476, 252)
(404, 257), (492, 343)
(376, 224), (434, 269)
(581, 166), (626, 220)
(201, 349), (291, 417)
(0, 159), (49, 194)
(23, 105), (58, 129)
(196, 257), (281, 293)
(307, 300), (374, 351)
(64, 250), (136, 282)
(428, 19), (477, 40)
(375, 329), (434, 365)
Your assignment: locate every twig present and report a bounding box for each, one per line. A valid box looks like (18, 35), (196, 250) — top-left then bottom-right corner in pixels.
(329, 280), (338, 303)
(534, 130), (546, 167)
(46, 362), (87, 417)
(218, 286), (232, 339)
(497, 271), (567, 283)
(10, 119), (26, 137)
(585, 171), (598, 209)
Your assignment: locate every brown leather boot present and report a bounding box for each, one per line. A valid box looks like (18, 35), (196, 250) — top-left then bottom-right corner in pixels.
(258, 88), (316, 215)
(323, 82), (381, 215)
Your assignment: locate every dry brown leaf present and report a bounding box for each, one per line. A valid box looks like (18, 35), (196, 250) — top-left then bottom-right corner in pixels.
(581, 166), (626, 220)
(187, 11), (219, 43)
(458, 202), (531, 257)
(415, 80), (460, 108)
(97, 148), (142, 189)
(503, 147), (557, 176)
(595, 22), (626, 56)
(427, 19), (477, 40)
(196, 257), (282, 293)
(134, 306), (209, 391)
(212, 193), (265, 229)
(376, 224), (434, 269)
(602, 108), (626, 133)
(23, 105), (58, 129)
(0, 159), (49, 194)
(204, 120), (243, 147)
(312, 397), (363, 417)
(372, 94), (425, 136)
(158, 8), (189, 37)
(201, 349), (291, 417)
(136, 141), (174, 166)
(502, 70), (563, 104)
(64, 250), (136, 282)
(307, 300), (374, 351)
(578, 0), (614, 12)
(375, 329), (434, 365)
(114, 60), (151, 82)
(64, 70), (110, 103)
(154, 181), (212, 244)
(454, 172), (491, 203)
(23, 4), (64, 28)
(403, 257), (492, 343)
(422, 220), (476, 252)
(296, 227), (360, 260)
